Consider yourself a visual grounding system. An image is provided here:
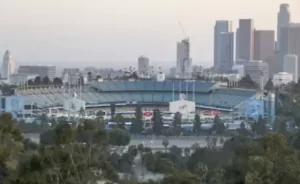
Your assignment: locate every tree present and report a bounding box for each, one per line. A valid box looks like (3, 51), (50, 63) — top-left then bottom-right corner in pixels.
(34, 76), (41, 85)
(173, 112), (182, 135)
(162, 138), (169, 152)
(114, 114), (125, 129)
(238, 75), (258, 89)
(251, 115), (267, 136)
(42, 76), (50, 85)
(96, 110), (105, 123)
(273, 117), (288, 136)
(211, 116), (225, 135)
(78, 75), (84, 86)
(87, 71), (93, 81)
(264, 78), (274, 91)
(53, 77), (63, 85)
(27, 79), (34, 86)
(108, 128), (131, 146)
(110, 103), (116, 121)
(130, 105), (143, 134)
(226, 133), (300, 184)
(54, 122), (75, 145)
(161, 171), (200, 184)
(152, 109), (163, 136)
(79, 107), (85, 120)
(96, 75), (102, 80)
(193, 114), (201, 135)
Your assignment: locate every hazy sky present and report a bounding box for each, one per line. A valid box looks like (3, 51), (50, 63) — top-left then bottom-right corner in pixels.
(0, 0), (299, 69)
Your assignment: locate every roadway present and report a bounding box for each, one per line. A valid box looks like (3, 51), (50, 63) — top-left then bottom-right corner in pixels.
(24, 134), (227, 148)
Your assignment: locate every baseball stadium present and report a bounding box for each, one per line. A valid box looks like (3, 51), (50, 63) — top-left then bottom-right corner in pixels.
(5, 79), (275, 128)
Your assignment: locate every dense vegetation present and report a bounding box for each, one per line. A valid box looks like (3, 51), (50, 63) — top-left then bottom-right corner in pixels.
(1, 106), (300, 184)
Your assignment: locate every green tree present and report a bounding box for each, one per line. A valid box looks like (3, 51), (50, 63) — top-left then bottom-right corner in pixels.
(53, 77), (63, 85)
(264, 78), (274, 91)
(251, 116), (267, 136)
(161, 171), (200, 184)
(152, 109), (163, 136)
(173, 112), (182, 135)
(79, 107), (85, 120)
(131, 105), (143, 134)
(211, 116), (225, 135)
(162, 138), (169, 152)
(42, 76), (51, 85)
(273, 117), (288, 136)
(110, 103), (116, 121)
(54, 122), (75, 145)
(34, 76), (41, 85)
(238, 75), (258, 89)
(108, 128), (130, 146)
(114, 114), (125, 129)
(193, 114), (201, 135)
(27, 79), (34, 86)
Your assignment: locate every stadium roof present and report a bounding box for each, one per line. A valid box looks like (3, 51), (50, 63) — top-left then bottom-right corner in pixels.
(90, 80), (217, 93)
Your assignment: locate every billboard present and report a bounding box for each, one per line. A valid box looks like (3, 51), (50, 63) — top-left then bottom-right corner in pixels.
(245, 99), (264, 120)
(169, 100), (196, 114)
(4, 96), (24, 116)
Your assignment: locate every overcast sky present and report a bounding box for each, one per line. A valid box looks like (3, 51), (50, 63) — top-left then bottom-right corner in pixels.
(0, 0), (299, 69)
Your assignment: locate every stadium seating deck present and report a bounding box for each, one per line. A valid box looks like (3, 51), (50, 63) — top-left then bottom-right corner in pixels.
(17, 80), (257, 109)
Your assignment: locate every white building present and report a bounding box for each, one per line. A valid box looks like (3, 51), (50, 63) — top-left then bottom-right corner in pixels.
(176, 38), (192, 78)
(1, 50), (15, 79)
(283, 54), (298, 83)
(18, 65), (56, 80)
(244, 60), (269, 89)
(10, 74), (38, 86)
(273, 72), (293, 86)
(137, 56), (150, 77)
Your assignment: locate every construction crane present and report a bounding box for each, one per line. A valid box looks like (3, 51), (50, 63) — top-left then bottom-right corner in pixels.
(178, 21), (189, 40)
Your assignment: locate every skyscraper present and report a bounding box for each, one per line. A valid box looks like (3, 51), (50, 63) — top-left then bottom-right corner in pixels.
(283, 54), (298, 83)
(1, 50), (15, 79)
(254, 30), (275, 62)
(236, 19), (254, 61)
(279, 24), (300, 76)
(217, 32), (234, 73)
(176, 38), (192, 78)
(214, 20), (232, 71)
(277, 4), (290, 50)
(137, 55), (150, 77)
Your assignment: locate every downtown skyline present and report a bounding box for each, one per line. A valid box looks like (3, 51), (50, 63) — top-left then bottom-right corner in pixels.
(0, 0), (299, 69)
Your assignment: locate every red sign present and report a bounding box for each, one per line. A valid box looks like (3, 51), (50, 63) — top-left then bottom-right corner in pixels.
(212, 110), (220, 116)
(143, 111), (153, 116)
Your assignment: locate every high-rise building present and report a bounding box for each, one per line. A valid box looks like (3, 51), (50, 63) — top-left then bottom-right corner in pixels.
(62, 68), (80, 85)
(254, 30), (275, 62)
(1, 50), (15, 79)
(18, 65), (56, 80)
(279, 24), (300, 76)
(236, 19), (254, 61)
(214, 20), (232, 71)
(277, 4), (290, 50)
(244, 60), (268, 89)
(137, 56), (150, 77)
(217, 32), (234, 73)
(283, 54), (298, 83)
(176, 38), (192, 78)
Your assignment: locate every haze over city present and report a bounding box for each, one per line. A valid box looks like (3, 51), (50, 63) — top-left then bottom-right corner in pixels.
(0, 0), (299, 69)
